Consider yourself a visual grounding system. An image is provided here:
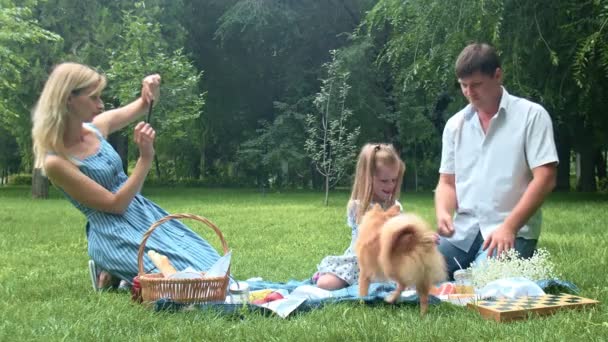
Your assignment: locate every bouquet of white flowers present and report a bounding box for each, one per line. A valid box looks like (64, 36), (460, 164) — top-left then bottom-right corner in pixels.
(469, 248), (560, 288)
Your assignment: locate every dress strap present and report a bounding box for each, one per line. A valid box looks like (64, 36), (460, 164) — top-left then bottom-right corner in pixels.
(84, 122), (104, 139)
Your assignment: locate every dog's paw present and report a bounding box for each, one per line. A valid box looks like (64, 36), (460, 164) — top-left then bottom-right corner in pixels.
(384, 292), (400, 303)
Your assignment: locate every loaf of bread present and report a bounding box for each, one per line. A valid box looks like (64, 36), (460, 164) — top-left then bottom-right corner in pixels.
(147, 250), (178, 277)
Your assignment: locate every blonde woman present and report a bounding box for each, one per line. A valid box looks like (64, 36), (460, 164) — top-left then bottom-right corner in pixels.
(32, 63), (220, 291)
(314, 143), (406, 290)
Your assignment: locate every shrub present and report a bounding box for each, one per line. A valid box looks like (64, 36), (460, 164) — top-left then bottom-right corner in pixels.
(8, 173), (32, 185)
(597, 177), (608, 194)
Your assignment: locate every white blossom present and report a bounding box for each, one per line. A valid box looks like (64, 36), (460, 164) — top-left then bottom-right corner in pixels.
(468, 248), (560, 288)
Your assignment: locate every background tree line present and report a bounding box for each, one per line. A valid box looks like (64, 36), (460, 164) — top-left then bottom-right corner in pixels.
(1, 0), (607, 194)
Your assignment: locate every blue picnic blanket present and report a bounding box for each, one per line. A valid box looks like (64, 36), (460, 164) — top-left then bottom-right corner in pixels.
(153, 278), (579, 316)
(154, 279), (439, 315)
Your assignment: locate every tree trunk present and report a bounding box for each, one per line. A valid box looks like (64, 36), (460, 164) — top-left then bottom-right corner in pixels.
(554, 131), (571, 191)
(577, 148), (597, 192)
(192, 152), (201, 179)
(324, 173), (329, 206)
(595, 149), (606, 179)
(32, 168), (49, 199)
(311, 163), (321, 190)
(414, 143), (418, 192)
(154, 155), (161, 179)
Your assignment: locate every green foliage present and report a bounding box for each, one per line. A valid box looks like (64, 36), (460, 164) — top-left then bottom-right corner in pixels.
(1, 0), (607, 192)
(0, 125), (21, 174)
(366, 0), (497, 96)
(7, 173), (32, 185)
(105, 5), (205, 180)
(0, 1), (61, 172)
(360, 0), (500, 187)
(572, 3), (608, 88)
(305, 50), (360, 204)
(360, 0), (608, 191)
(215, 0), (298, 54)
(0, 3), (60, 94)
(332, 35), (398, 144)
(237, 100), (311, 188)
(0, 1), (61, 148)
(180, 0), (374, 186)
(598, 177), (608, 194)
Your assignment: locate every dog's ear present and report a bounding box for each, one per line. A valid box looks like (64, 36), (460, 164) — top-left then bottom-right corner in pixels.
(386, 204), (401, 216)
(371, 203), (382, 212)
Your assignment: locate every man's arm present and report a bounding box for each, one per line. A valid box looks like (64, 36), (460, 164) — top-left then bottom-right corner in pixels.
(435, 173), (457, 237)
(483, 162), (557, 256)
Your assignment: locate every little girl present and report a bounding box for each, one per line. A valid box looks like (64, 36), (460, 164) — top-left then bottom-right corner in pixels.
(315, 143), (406, 290)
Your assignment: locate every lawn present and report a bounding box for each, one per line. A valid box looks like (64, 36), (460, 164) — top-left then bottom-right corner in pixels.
(1, 186), (607, 341)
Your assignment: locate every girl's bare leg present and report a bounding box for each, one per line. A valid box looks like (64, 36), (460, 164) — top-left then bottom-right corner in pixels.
(316, 273), (348, 290)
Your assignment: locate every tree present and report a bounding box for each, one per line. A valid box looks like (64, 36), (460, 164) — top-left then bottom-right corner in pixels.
(361, 0), (608, 192)
(0, 125), (20, 184)
(237, 99), (311, 189)
(181, 0), (375, 182)
(105, 4), (205, 181)
(0, 3), (61, 124)
(305, 50), (360, 205)
(0, 1), (61, 197)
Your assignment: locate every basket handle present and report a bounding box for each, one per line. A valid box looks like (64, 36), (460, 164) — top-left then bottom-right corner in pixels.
(137, 213), (229, 276)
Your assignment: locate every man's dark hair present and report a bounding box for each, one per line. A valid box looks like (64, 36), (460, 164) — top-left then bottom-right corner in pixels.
(455, 43), (501, 78)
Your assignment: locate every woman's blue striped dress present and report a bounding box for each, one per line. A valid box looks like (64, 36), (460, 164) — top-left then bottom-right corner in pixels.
(58, 123), (220, 282)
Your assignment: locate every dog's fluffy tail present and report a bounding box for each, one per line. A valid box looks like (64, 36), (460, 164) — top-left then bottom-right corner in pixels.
(379, 215), (424, 271)
(379, 214), (446, 285)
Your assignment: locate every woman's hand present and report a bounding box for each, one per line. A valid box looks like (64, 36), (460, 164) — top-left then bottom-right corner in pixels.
(141, 74), (161, 105)
(134, 122), (155, 161)
(93, 74), (161, 136)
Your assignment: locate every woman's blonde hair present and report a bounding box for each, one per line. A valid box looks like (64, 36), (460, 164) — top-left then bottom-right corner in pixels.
(32, 62), (106, 171)
(349, 143), (405, 223)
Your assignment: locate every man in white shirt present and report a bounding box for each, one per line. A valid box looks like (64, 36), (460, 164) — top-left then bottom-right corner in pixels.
(435, 43), (558, 279)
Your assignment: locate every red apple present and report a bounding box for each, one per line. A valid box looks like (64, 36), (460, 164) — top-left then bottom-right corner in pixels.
(264, 291), (284, 302)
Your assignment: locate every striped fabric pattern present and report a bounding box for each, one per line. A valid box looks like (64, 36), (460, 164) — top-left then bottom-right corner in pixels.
(59, 123), (220, 282)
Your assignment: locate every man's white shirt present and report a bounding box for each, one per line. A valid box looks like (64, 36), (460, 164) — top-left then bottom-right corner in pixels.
(439, 87), (558, 252)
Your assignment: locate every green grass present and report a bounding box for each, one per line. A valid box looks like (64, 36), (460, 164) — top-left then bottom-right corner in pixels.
(1, 186), (607, 341)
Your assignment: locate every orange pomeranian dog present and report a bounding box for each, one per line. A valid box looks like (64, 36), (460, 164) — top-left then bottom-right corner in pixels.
(356, 204), (446, 315)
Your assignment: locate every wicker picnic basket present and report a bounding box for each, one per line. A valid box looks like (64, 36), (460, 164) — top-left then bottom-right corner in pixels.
(136, 213), (230, 304)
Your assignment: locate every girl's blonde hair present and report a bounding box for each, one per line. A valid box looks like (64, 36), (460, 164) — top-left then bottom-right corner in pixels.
(349, 143), (405, 223)
(31, 62), (106, 172)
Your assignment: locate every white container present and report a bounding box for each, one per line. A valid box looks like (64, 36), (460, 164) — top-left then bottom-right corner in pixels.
(228, 281), (250, 304)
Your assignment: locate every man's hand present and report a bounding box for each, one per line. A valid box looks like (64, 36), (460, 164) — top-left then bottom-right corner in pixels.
(436, 211), (455, 237)
(482, 225), (516, 258)
(432, 233), (440, 245)
(435, 173), (456, 238)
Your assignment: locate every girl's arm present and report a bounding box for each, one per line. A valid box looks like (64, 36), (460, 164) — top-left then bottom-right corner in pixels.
(45, 122), (155, 215)
(93, 74), (160, 138)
